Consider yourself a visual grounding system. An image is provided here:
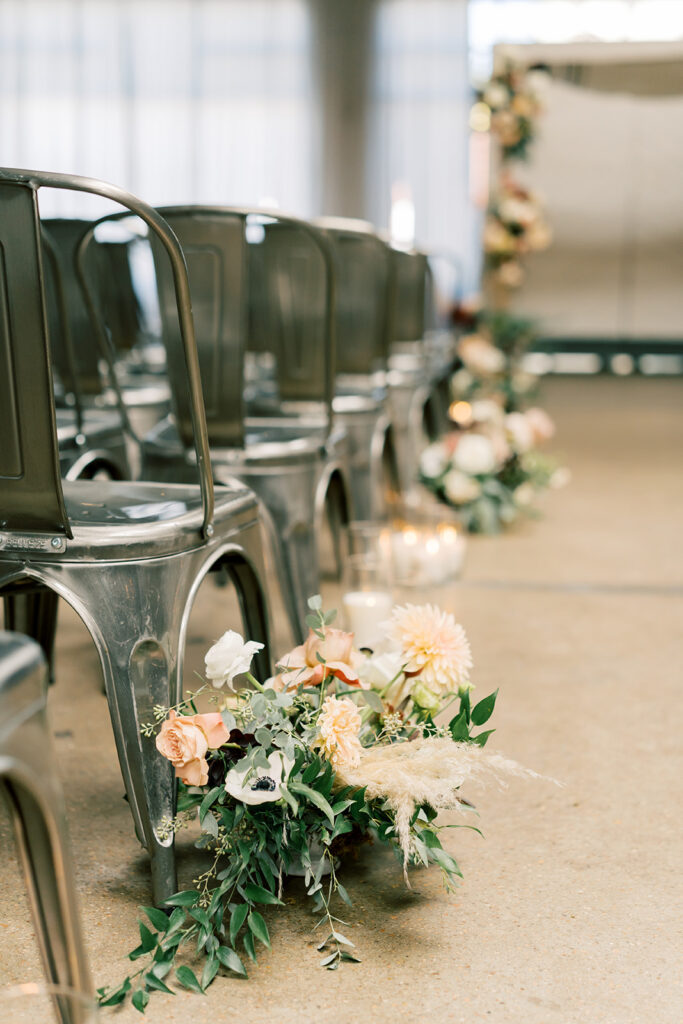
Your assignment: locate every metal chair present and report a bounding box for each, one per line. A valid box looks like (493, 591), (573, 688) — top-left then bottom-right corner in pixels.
(129, 206), (351, 640)
(386, 247), (453, 493)
(0, 167), (272, 905)
(0, 631), (92, 1023)
(316, 217), (401, 520)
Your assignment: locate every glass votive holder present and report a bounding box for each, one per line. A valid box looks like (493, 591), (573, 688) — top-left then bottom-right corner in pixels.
(347, 521), (384, 558)
(342, 554), (393, 651)
(0, 983), (98, 1024)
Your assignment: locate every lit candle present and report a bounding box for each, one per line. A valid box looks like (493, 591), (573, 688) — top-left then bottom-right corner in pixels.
(437, 525), (467, 578)
(342, 590), (393, 649)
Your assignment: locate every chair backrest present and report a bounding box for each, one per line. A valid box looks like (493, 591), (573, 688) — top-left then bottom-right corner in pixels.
(41, 219), (105, 398)
(152, 207), (247, 449)
(317, 219), (391, 377)
(388, 247), (430, 345)
(248, 218), (334, 408)
(152, 207), (335, 447)
(0, 167), (215, 541)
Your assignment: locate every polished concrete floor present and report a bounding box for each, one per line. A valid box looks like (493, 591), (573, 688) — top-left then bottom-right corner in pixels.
(1, 376), (682, 1023)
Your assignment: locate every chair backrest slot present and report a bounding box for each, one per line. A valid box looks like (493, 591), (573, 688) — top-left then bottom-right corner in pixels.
(0, 182), (71, 535)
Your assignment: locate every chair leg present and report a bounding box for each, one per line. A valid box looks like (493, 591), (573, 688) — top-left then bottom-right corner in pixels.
(223, 526), (273, 680)
(2, 776), (92, 1022)
(3, 587), (60, 685)
(58, 559), (195, 905)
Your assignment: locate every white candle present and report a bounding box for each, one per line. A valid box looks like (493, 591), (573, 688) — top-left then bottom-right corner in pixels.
(438, 525), (466, 578)
(342, 590), (393, 649)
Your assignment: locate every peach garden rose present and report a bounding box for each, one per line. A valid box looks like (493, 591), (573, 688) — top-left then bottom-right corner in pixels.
(156, 710), (230, 786)
(268, 626), (365, 692)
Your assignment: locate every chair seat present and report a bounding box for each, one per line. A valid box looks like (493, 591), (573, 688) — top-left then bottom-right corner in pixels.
(0, 480), (259, 562)
(56, 406), (125, 445)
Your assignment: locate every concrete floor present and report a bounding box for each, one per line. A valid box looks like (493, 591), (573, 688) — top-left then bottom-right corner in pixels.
(1, 376), (682, 1023)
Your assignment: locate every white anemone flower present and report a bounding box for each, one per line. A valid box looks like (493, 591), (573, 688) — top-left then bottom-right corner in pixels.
(204, 630), (264, 689)
(224, 751), (293, 806)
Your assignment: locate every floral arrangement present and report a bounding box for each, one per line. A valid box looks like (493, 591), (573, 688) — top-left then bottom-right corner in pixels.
(479, 63), (548, 163)
(483, 174), (552, 291)
(451, 310), (539, 412)
(99, 601), (534, 1013)
(420, 401), (567, 533)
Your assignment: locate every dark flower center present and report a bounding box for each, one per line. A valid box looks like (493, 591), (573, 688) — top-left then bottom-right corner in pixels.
(251, 776), (276, 792)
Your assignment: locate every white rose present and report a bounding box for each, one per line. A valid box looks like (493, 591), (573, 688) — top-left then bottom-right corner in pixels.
(525, 407), (555, 444)
(459, 336), (505, 376)
(514, 482), (535, 507)
(204, 630), (264, 689)
(499, 198), (538, 228)
(484, 82), (509, 110)
(359, 651), (405, 691)
(443, 469), (482, 505)
(451, 368), (473, 395)
(453, 433), (497, 476)
(497, 260), (525, 288)
(550, 467), (571, 490)
(420, 442), (449, 479)
(224, 751), (293, 805)
(505, 412), (534, 454)
(471, 399), (504, 426)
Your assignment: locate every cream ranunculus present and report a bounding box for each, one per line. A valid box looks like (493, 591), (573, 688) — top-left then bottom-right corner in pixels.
(419, 442), (449, 479)
(316, 696), (362, 769)
(470, 399), (504, 426)
(443, 469), (482, 505)
(505, 412), (534, 454)
(156, 710), (230, 787)
(224, 751), (293, 806)
(496, 260), (525, 288)
(204, 630), (264, 689)
(453, 433), (497, 476)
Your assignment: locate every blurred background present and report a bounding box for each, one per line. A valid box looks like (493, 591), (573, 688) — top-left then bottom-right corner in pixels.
(1, 0), (682, 367)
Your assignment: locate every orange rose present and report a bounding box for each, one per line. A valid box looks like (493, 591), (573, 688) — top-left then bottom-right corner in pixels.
(156, 711), (230, 786)
(268, 627), (366, 692)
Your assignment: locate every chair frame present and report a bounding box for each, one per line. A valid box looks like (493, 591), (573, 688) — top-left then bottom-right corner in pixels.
(0, 167), (271, 904)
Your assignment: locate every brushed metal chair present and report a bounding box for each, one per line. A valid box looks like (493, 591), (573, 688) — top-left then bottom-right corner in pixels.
(386, 247), (452, 493)
(133, 207), (351, 640)
(316, 218), (401, 520)
(0, 167), (272, 905)
(0, 631), (92, 1023)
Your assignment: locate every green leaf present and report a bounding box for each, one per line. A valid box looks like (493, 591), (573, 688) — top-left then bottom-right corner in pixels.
(98, 978), (131, 1007)
(199, 786), (223, 824)
(279, 785), (299, 815)
(201, 956), (220, 990)
(331, 930), (354, 948)
(301, 760), (320, 785)
(459, 687), (471, 724)
(288, 781), (335, 826)
(320, 951), (339, 967)
(164, 890), (199, 908)
(248, 911), (271, 949)
(201, 812), (219, 838)
(336, 882), (353, 907)
(471, 689), (498, 726)
(243, 883), (283, 906)
(243, 930), (257, 962)
(307, 594), (323, 611)
(341, 951), (362, 963)
(221, 709), (237, 732)
(142, 906), (170, 933)
(255, 727), (271, 747)
(360, 689), (384, 714)
(449, 710), (470, 742)
(229, 903), (249, 946)
(472, 728), (495, 746)
(175, 965), (204, 995)
(138, 922), (156, 952)
(323, 609), (337, 624)
(132, 989), (149, 1014)
(189, 907), (210, 929)
(145, 973), (174, 995)
(217, 945), (247, 976)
